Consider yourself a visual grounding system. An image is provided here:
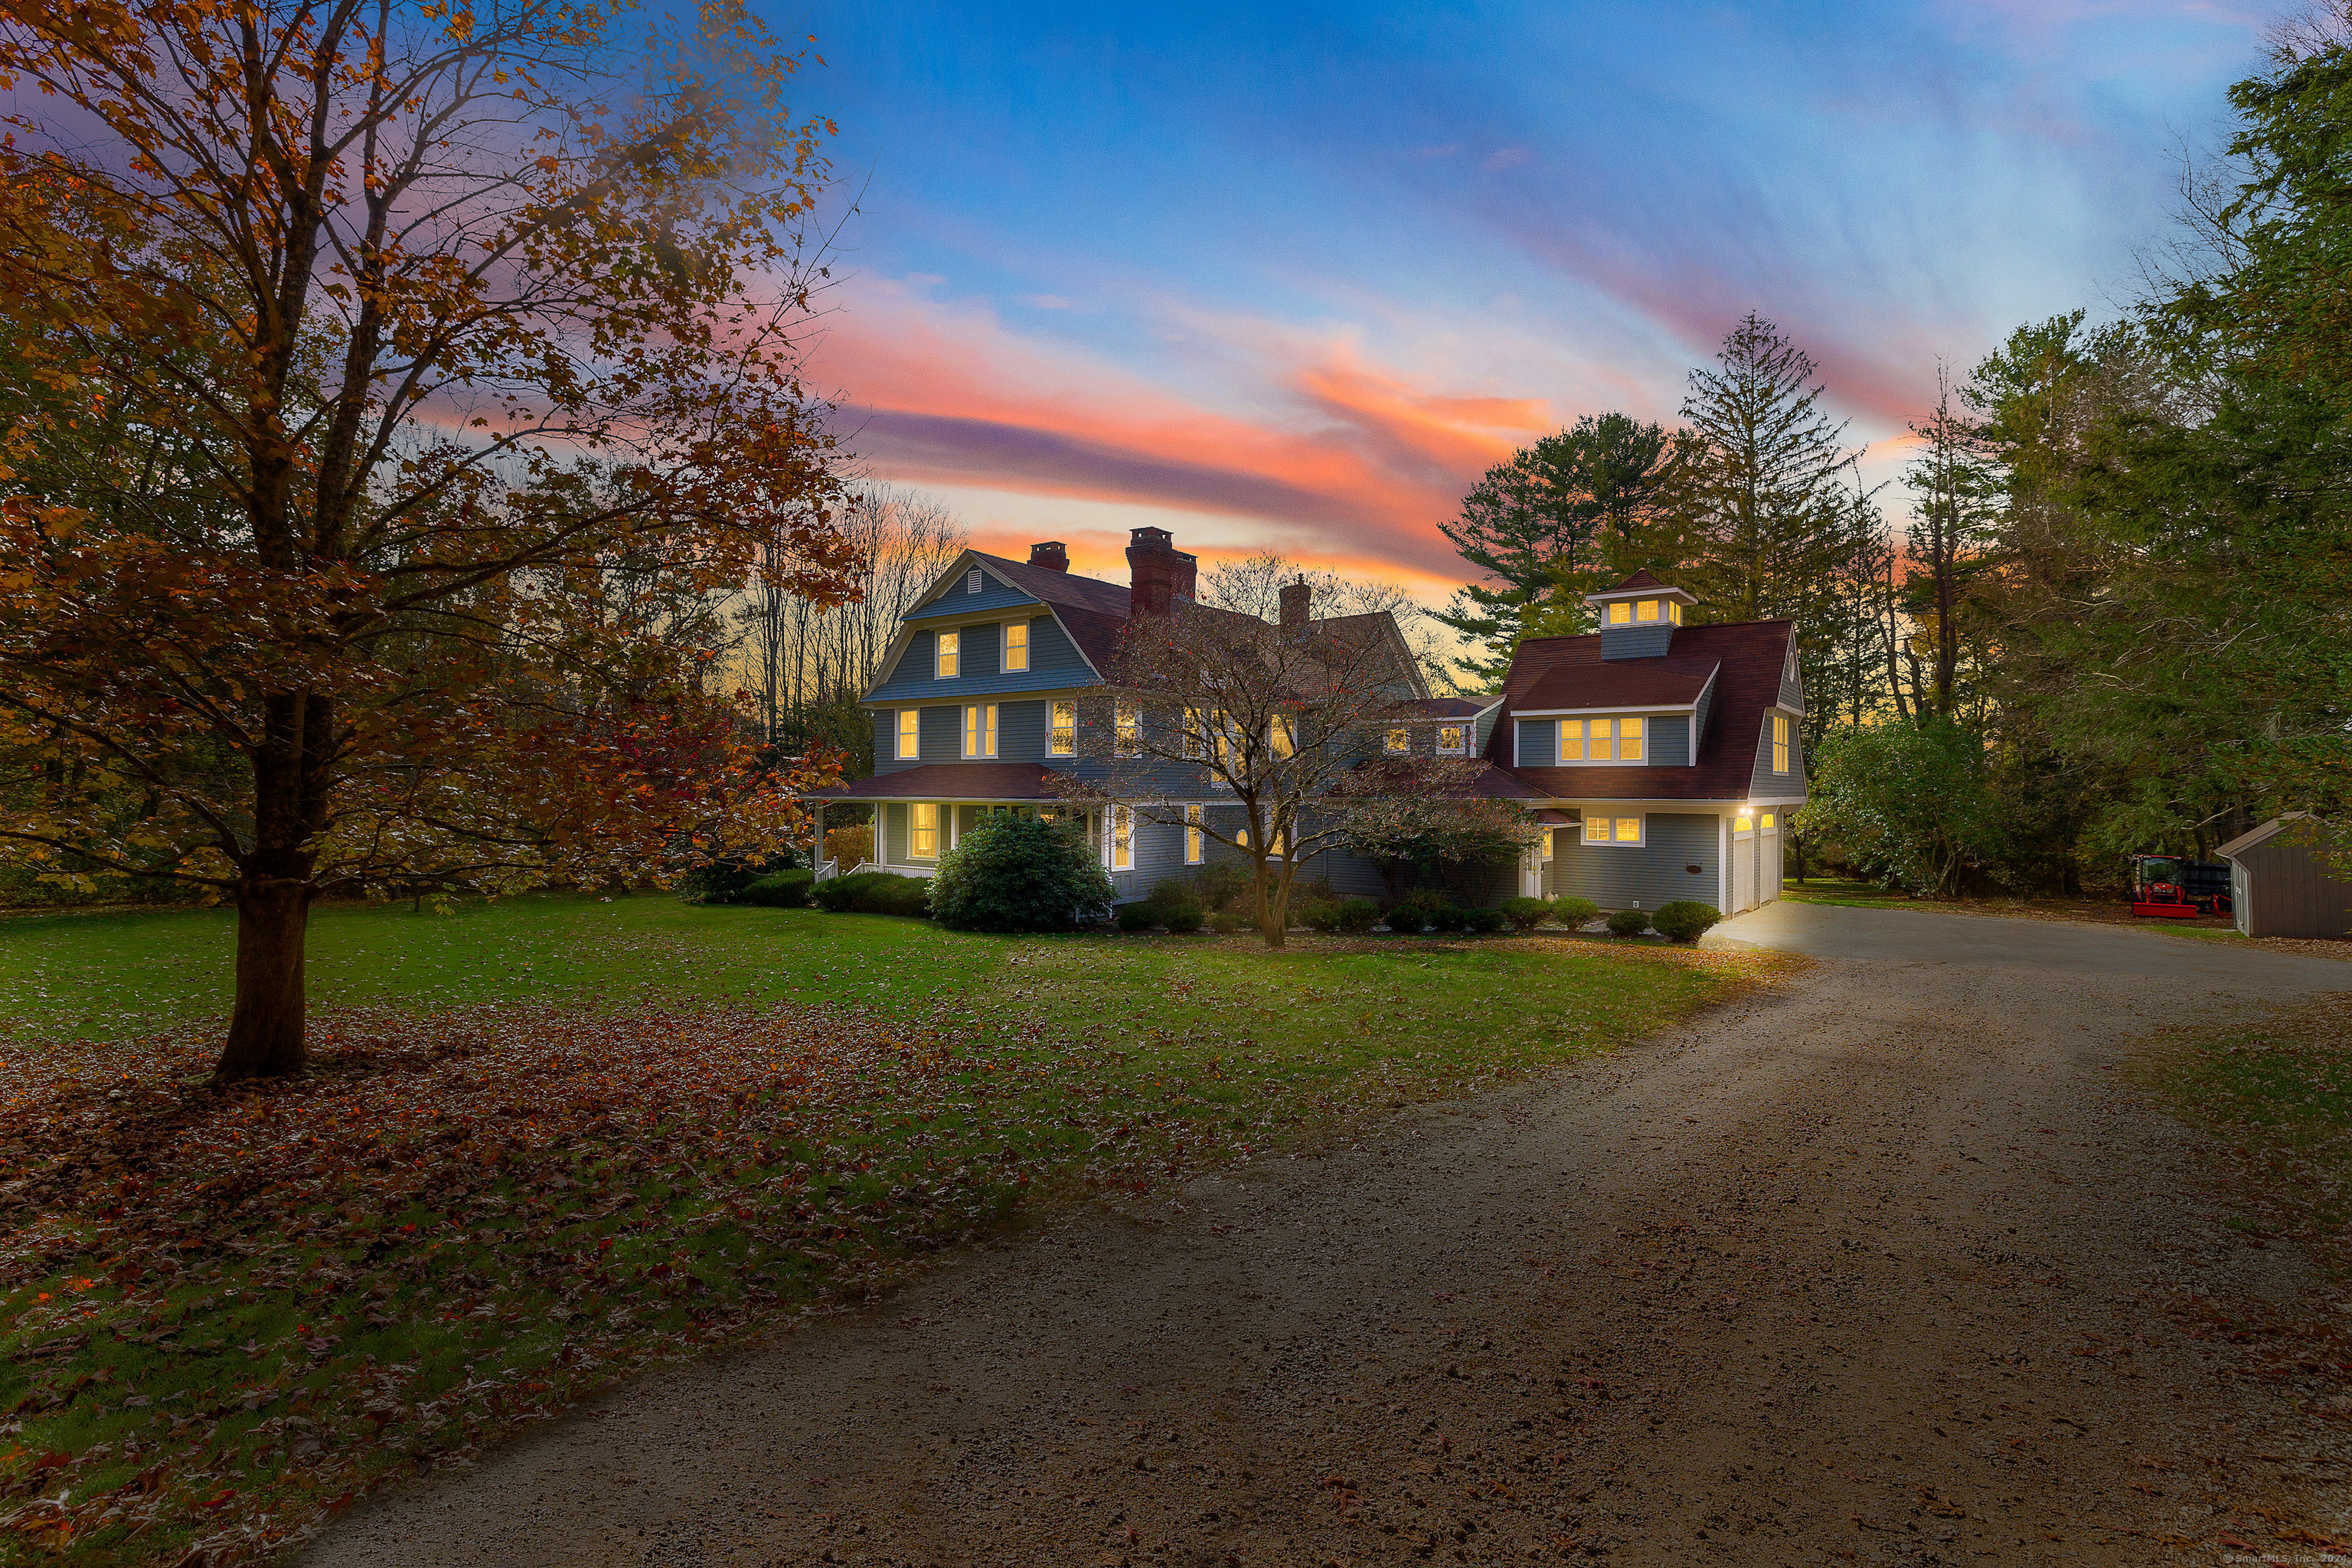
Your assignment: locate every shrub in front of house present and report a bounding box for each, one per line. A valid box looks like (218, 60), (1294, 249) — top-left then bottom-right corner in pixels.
(1605, 907), (1652, 937)
(1116, 902), (1161, 933)
(1553, 896), (1601, 928)
(678, 854), (796, 903)
(1463, 906), (1507, 934)
(1651, 900), (1722, 943)
(1298, 899), (1341, 933)
(927, 814), (1112, 931)
(1498, 896), (1552, 931)
(1190, 862), (1252, 913)
(1334, 897), (1382, 933)
(740, 870), (812, 908)
(812, 871), (933, 916)
(1423, 901), (1471, 934)
(1207, 910), (1250, 933)
(1161, 903), (1204, 933)
(1384, 890), (1452, 934)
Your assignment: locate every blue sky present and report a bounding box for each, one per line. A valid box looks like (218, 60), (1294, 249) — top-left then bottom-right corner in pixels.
(772, 0), (2275, 593)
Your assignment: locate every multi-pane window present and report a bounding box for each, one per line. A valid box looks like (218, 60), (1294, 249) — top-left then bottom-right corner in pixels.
(1050, 701), (1076, 755)
(911, 803), (940, 859)
(1268, 822), (1286, 857)
(1438, 724), (1465, 756)
(1668, 600), (1684, 625)
(1110, 807), (1134, 871)
(1184, 802), (1204, 864)
(962, 704), (998, 758)
(1559, 718), (1584, 760)
(1613, 816), (1641, 843)
(1004, 620), (1029, 671)
(1636, 598), (1659, 622)
(935, 629), (959, 678)
(1608, 601), (1632, 625)
(1385, 727), (1410, 755)
(1270, 714), (1295, 759)
(1619, 719), (1644, 763)
(1584, 814), (1643, 845)
(1590, 717), (1615, 760)
(1772, 714), (1790, 773)
(1185, 707), (1209, 759)
(1115, 702), (1140, 756)
(896, 709), (919, 760)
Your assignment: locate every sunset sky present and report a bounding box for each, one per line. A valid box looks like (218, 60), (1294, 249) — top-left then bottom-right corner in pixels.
(775, 1), (2275, 602)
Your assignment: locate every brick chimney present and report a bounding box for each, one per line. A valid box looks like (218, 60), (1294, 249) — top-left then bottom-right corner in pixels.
(1279, 578), (1311, 631)
(1125, 527), (1197, 617)
(1027, 540), (1069, 572)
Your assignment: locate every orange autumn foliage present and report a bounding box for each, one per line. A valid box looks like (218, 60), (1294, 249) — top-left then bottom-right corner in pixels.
(0, 0), (864, 1076)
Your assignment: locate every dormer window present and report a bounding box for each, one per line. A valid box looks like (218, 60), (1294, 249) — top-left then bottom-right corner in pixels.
(965, 568), (983, 594)
(1636, 598), (1658, 622)
(1772, 714), (1789, 773)
(935, 629), (959, 678)
(1609, 601), (1632, 626)
(1438, 725), (1465, 755)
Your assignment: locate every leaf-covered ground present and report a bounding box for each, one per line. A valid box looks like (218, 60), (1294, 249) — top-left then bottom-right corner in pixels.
(2129, 992), (2352, 1272)
(0, 900), (1779, 1565)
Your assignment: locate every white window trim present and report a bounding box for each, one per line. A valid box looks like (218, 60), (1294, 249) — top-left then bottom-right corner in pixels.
(1184, 802), (1204, 864)
(1549, 715), (1651, 766)
(1049, 700), (1076, 756)
(1580, 813), (1647, 848)
(1003, 619), (1029, 672)
(962, 703), (998, 760)
(1436, 724), (1466, 756)
(934, 629), (959, 679)
(910, 802), (941, 861)
(895, 709), (920, 760)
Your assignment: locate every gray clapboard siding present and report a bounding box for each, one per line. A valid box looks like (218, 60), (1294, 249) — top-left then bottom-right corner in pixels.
(1748, 710), (1805, 799)
(868, 614), (1093, 701)
(1646, 714), (1690, 766)
(1546, 812), (1720, 910)
(904, 564), (1040, 619)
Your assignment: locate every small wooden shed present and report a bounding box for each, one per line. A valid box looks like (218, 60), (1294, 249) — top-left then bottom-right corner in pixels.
(2218, 815), (2352, 939)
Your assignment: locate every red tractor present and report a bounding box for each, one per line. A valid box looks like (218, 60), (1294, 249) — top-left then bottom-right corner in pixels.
(2129, 854), (2233, 920)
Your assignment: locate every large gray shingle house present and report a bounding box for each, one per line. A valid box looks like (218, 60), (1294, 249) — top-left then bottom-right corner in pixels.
(810, 532), (1802, 916)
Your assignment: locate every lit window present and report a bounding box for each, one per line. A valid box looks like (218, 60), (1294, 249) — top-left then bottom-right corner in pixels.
(1386, 727), (1410, 755)
(1236, 826), (1250, 848)
(935, 629), (959, 678)
(1111, 807), (1133, 871)
(1668, 599), (1684, 626)
(962, 704), (997, 758)
(1609, 601), (1632, 625)
(1004, 621), (1028, 671)
(1050, 701), (1076, 756)
(1560, 719), (1584, 761)
(896, 709), (919, 760)
(1269, 823), (1286, 857)
(1614, 816), (1642, 844)
(1270, 714), (1295, 759)
(911, 803), (939, 859)
(1115, 702), (1140, 756)
(1733, 809), (1754, 835)
(1772, 714), (1790, 774)
(1620, 718), (1645, 763)
(965, 567), (982, 594)
(1541, 829), (1555, 861)
(1185, 802), (1204, 864)
(1760, 812), (1775, 830)
(1583, 815), (1607, 845)
(1438, 725), (1465, 755)
(1590, 717), (1615, 760)
(1184, 707), (1207, 759)
(1636, 599), (1658, 622)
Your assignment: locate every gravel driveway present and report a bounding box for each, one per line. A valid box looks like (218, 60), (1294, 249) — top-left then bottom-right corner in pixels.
(308, 905), (2352, 1567)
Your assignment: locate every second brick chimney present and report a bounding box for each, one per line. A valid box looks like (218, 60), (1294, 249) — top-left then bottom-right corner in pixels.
(1125, 527), (1197, 617)
(1027, 540), (1069, 572)
(1279, 578), (1312, 631)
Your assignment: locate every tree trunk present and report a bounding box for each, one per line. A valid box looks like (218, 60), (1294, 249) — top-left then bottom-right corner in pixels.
(215, 871), (313, 1079)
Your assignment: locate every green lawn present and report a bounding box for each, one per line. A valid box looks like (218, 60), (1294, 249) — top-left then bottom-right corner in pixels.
(2130, 998), (2352, 1271)
(0, 896), (1776, 1566)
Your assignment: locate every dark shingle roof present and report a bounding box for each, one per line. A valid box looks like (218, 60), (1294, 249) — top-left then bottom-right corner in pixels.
(1484, 620), (1796, 800)
(810, 763), (1070, 802)
(1401, 696), (1491, 719)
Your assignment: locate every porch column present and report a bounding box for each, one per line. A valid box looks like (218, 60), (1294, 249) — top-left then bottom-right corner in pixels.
(812, 802), (827, 879)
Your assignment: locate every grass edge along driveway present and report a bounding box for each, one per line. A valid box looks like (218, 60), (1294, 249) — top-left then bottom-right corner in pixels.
(0, 898), (1789, 1567)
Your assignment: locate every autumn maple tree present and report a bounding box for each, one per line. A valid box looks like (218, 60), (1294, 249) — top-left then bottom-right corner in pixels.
(0, 0), (861, 1076)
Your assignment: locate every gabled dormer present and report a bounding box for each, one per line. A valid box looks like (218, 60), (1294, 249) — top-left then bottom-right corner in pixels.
(1583, 570), (1698, 660)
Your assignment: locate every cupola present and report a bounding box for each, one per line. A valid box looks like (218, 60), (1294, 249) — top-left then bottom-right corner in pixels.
(1583, 570), (1697, 660)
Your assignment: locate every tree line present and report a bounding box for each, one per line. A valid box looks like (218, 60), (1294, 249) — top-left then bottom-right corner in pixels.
(1437, 11), (2352, 896)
